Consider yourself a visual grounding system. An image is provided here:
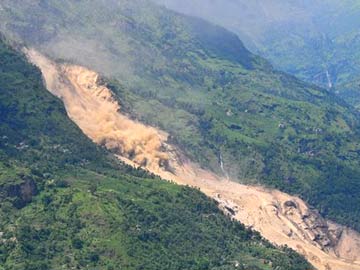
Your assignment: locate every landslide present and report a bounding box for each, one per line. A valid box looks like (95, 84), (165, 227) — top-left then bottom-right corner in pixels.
(26, 48), (360, 270)
(3, 0), (360, 235)
(0, 37), (313, 270)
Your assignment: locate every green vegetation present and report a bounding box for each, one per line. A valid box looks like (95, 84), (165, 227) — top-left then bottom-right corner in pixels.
(1, 0), (360, 232)
(256, 0), (360, 90)
(0, 37), (311, 269)
(155, 0), (360, 101)
(337, 78), (360, 109)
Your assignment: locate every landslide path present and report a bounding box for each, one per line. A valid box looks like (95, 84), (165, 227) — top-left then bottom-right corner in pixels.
(26, 48), (360, 270)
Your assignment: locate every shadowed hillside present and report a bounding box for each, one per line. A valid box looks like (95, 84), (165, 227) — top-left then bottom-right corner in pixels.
(154, 0), (360, 93)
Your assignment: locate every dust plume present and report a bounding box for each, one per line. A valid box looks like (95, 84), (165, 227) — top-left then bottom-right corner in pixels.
(25, 48), (360, 270)
(25, 48), (170, 174)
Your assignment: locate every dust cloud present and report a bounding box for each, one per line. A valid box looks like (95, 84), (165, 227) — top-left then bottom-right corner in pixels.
(25, 48), (170, 174)
(25, 48), (360, 270)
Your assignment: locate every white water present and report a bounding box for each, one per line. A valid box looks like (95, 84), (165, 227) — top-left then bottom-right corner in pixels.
(326, 69), (333, 89)
(219, 153), (230, 179)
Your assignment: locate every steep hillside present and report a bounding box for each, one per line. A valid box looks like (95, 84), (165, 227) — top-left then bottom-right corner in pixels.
(26, 47), (360, 270)
(0, 38), (312, 270)
(1, 0), (360, 235)
(337, 78), (360, 109)
(154, 0), (360, 92)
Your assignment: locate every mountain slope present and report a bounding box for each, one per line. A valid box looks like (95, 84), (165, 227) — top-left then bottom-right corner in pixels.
(1, 0), (360, 234)
(25, 47), (360, 270)
(0, 38), (312, 270)
(154, 0), (360, 91)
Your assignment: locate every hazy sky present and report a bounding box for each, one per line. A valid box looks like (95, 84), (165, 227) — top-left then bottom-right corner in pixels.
(151, 0), (360, 88)
(152, 0), (316, 45)
(151, 0), (347, 49)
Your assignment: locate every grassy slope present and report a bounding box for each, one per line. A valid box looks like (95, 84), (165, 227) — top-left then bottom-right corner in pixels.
(0, 38), (311, 270)
(1, 0), (360, 232)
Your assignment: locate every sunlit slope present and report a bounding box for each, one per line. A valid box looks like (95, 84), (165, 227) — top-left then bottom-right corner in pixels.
(2, 0), (360, 232)
(0, 38), (313, 270)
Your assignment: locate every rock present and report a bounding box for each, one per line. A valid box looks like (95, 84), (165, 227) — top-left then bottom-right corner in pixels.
(284, 200), (297, 208)
(213, 194), (238, 217)
(2, 176), (38, 208)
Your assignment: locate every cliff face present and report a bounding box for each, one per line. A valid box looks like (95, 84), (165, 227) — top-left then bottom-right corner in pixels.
(26, 48), (360, 270)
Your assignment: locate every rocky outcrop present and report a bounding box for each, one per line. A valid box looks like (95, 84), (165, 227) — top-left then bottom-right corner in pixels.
(215, 189), (360, 269)
(281, 200), (341, 250)
(214, 193), (239, 218)
(2, 176), (38, 208)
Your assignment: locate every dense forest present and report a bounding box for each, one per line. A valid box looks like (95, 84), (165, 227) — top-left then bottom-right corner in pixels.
(0, 38), (311, 270)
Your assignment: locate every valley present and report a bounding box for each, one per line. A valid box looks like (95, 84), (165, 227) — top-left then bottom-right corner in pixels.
(154, 0), (360, 93)
(1, 1), (360, 269)
(1, 38), (312, 270)
(3, 0), (360, 236)
(26, 48), (360, 270)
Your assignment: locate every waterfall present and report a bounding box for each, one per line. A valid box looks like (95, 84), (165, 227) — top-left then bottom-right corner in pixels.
(326, 69), (333, 89)
(219, 153), (229, 179)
